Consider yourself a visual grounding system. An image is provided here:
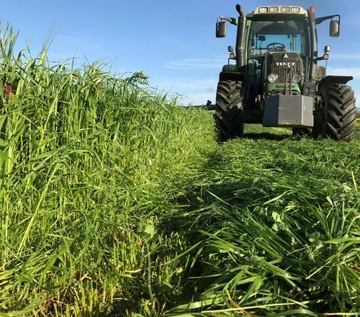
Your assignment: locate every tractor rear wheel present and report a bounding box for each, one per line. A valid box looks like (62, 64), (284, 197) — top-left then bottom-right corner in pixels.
(313, 84), (356, 141)
(214, 80), (244, 142)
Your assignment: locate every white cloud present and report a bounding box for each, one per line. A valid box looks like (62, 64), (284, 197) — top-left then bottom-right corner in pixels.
(177, 93), (215, 106)
(150, 77), (217, 106)
(328, 67), (360, 79)
(331, 54), (360, 61)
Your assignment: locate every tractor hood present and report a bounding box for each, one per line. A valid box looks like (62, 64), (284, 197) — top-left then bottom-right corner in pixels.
(263, 51), (304, 95)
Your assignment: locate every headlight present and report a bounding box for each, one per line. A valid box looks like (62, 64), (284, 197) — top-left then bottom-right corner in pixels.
(268, 73), (278, 83)
(291, 7), (301, 13)
(258, 7), (268, 13)
(292, 73), (302, 83)
(269, 6), (279, 13)
(281, 6), (291, 13)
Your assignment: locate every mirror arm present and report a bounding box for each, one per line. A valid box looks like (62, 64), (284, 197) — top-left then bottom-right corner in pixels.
(315, 54), (329, 61)
(219, 16), (238, 25)
(316, 14), (340, 25)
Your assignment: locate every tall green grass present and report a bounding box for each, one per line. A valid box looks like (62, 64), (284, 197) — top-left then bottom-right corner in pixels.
(1, 22), (360, 316)
(0, 24), (215, 316)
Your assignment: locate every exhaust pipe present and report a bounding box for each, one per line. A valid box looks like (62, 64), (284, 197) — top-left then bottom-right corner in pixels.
(235, 4), (246, 70)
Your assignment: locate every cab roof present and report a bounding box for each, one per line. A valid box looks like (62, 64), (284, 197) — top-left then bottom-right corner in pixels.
(247, 5), (308, 18)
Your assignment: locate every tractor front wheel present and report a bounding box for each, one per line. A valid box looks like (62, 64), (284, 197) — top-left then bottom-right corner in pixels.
(313, 84), (356, 141)
(214, 80), (244, 142)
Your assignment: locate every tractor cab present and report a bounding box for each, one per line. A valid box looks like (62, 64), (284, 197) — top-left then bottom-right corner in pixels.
(246, 10), (310, 100)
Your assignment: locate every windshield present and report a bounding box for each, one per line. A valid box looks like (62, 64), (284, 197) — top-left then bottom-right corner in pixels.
(247, 19), (309, 57)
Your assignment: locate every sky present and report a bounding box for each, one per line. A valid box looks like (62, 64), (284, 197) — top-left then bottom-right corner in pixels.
(1, 0), (360, 106)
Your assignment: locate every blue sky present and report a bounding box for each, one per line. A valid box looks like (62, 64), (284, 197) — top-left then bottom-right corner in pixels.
(1, 1), (359, 106)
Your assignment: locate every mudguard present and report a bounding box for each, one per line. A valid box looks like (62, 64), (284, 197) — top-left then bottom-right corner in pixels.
(219, 71), (244, 82)
(320, 75), (353, 85)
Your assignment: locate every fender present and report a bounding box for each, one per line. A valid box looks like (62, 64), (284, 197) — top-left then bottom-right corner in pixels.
(320, 75), (353, 85)
(219, 71), (244, 82)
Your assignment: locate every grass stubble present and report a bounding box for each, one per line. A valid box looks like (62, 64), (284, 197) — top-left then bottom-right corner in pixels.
(0, 23), (360, 316)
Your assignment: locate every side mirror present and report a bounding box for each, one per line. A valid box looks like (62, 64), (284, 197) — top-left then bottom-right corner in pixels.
(330, 20), (340, 37)
(216, 21), (227, 38)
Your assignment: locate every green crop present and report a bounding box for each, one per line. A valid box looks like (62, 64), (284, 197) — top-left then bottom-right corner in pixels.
(1, 23), (360, 316)
(164, 128), (360, 316)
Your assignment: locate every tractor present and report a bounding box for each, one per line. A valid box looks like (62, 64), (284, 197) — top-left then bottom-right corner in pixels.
(214, 4), (357, 141)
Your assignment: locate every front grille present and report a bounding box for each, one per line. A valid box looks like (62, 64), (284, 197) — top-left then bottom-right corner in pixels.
(266, 52), (302, 83)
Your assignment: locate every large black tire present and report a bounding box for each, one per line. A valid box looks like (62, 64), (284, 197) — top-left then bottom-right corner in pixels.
(214, 80), (244, 142)
(313, 84), (357, 141)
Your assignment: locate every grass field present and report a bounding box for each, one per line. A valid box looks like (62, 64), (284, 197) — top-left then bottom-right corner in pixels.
(1, 25), (360, 316)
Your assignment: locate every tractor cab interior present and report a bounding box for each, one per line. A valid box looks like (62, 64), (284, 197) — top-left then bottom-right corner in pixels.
(248, 20), (308, 58)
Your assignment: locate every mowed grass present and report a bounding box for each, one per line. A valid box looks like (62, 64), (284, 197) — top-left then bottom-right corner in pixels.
(166, 125), (360, 316)
(1, 24), (360, 316)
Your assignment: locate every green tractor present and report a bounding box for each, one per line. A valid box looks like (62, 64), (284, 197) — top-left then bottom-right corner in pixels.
(214, 4), (357, 141)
